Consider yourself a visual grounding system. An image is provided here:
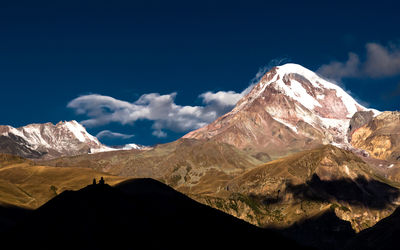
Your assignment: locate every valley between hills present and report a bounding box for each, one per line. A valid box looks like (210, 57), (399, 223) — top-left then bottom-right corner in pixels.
(1, 64), (400, 249)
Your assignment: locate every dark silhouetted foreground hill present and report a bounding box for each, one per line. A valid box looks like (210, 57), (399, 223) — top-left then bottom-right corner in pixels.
(275, 209), (355, 250)
(2, 178), (310, 250)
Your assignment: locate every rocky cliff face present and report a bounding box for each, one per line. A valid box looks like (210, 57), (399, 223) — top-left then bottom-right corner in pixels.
(351, 111), (400, 162)
(347, 111), (375, 142)
(184, 64), (374, 159)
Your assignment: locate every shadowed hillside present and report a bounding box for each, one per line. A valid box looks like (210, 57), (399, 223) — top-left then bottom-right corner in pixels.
(2, 178), (310, 250)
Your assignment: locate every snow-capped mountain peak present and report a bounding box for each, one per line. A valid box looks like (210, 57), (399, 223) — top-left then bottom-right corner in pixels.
(233, 63), (379, 143)
(184, 63), (378, 158)
(237, 63), (366, 119)
(62, 120), (99, 144)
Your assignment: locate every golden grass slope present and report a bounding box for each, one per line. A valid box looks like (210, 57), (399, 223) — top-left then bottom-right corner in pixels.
(0, 154), (127, 209)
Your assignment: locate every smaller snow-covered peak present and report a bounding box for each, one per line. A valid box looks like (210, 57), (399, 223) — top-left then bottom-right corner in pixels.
(63, 121), (87, 142)
(61, 120), (101, 145)
(0, 120), (109, 159)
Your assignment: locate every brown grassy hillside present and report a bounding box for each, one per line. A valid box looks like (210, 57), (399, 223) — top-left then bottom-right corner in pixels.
(0, 154), (127, 209)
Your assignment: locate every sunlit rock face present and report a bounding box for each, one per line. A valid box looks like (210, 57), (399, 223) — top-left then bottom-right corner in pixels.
(351, 111), (400, 162)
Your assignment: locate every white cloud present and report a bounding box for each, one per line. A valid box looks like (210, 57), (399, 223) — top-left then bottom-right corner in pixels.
(364, 43), (400, 77)
(68, 61), (284, 138)
(200, 91), (243, 107)
(68, 92), (234, 137)
(317, 42), (400, 80)
(96, 130), (134, 139)
(317, 52), (360, 81)
(152, 130), (167, 138)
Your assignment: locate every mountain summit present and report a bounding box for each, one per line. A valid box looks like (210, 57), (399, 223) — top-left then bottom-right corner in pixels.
(184, 63), (377, 159)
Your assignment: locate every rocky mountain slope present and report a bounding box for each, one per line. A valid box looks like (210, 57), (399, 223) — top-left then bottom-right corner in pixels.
(184, 64), (377, 159)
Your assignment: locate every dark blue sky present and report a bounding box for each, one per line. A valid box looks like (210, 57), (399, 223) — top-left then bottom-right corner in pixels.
(1, 0), (399, 146)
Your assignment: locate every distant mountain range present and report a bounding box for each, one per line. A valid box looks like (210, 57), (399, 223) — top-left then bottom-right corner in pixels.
(1, 63), (400, 249)
(0, 120), (149, 159)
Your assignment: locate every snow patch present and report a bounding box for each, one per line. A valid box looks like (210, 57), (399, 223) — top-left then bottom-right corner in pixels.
(64, 121), (87, 143)
(89, 143), (151, 154)
(276, 63), (366, 117)
(121, 143), (145, 150)
(273, 117), (298, 133)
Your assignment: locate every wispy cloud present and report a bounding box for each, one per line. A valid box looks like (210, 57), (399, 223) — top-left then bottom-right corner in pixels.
(317, 52), (360, 81)
(152, 130), (167, 138)
(96, 130), (134, 139)
(318, 42), (400, 81)
(364, 43), (400, 77)
(250, 57), (292, 86)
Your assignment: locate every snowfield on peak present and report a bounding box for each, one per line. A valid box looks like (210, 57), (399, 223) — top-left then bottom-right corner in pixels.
(238, 63), (377, 143)
(250, 63), (365, 118)
(63, 120), (100, 144)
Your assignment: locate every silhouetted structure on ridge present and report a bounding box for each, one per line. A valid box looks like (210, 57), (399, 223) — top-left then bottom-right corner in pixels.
(99, 177), (105, 185)
(92, 178), (97, 185)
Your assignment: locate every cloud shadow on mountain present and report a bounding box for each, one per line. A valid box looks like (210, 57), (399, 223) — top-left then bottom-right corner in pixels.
(285, 174), (399, 209)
